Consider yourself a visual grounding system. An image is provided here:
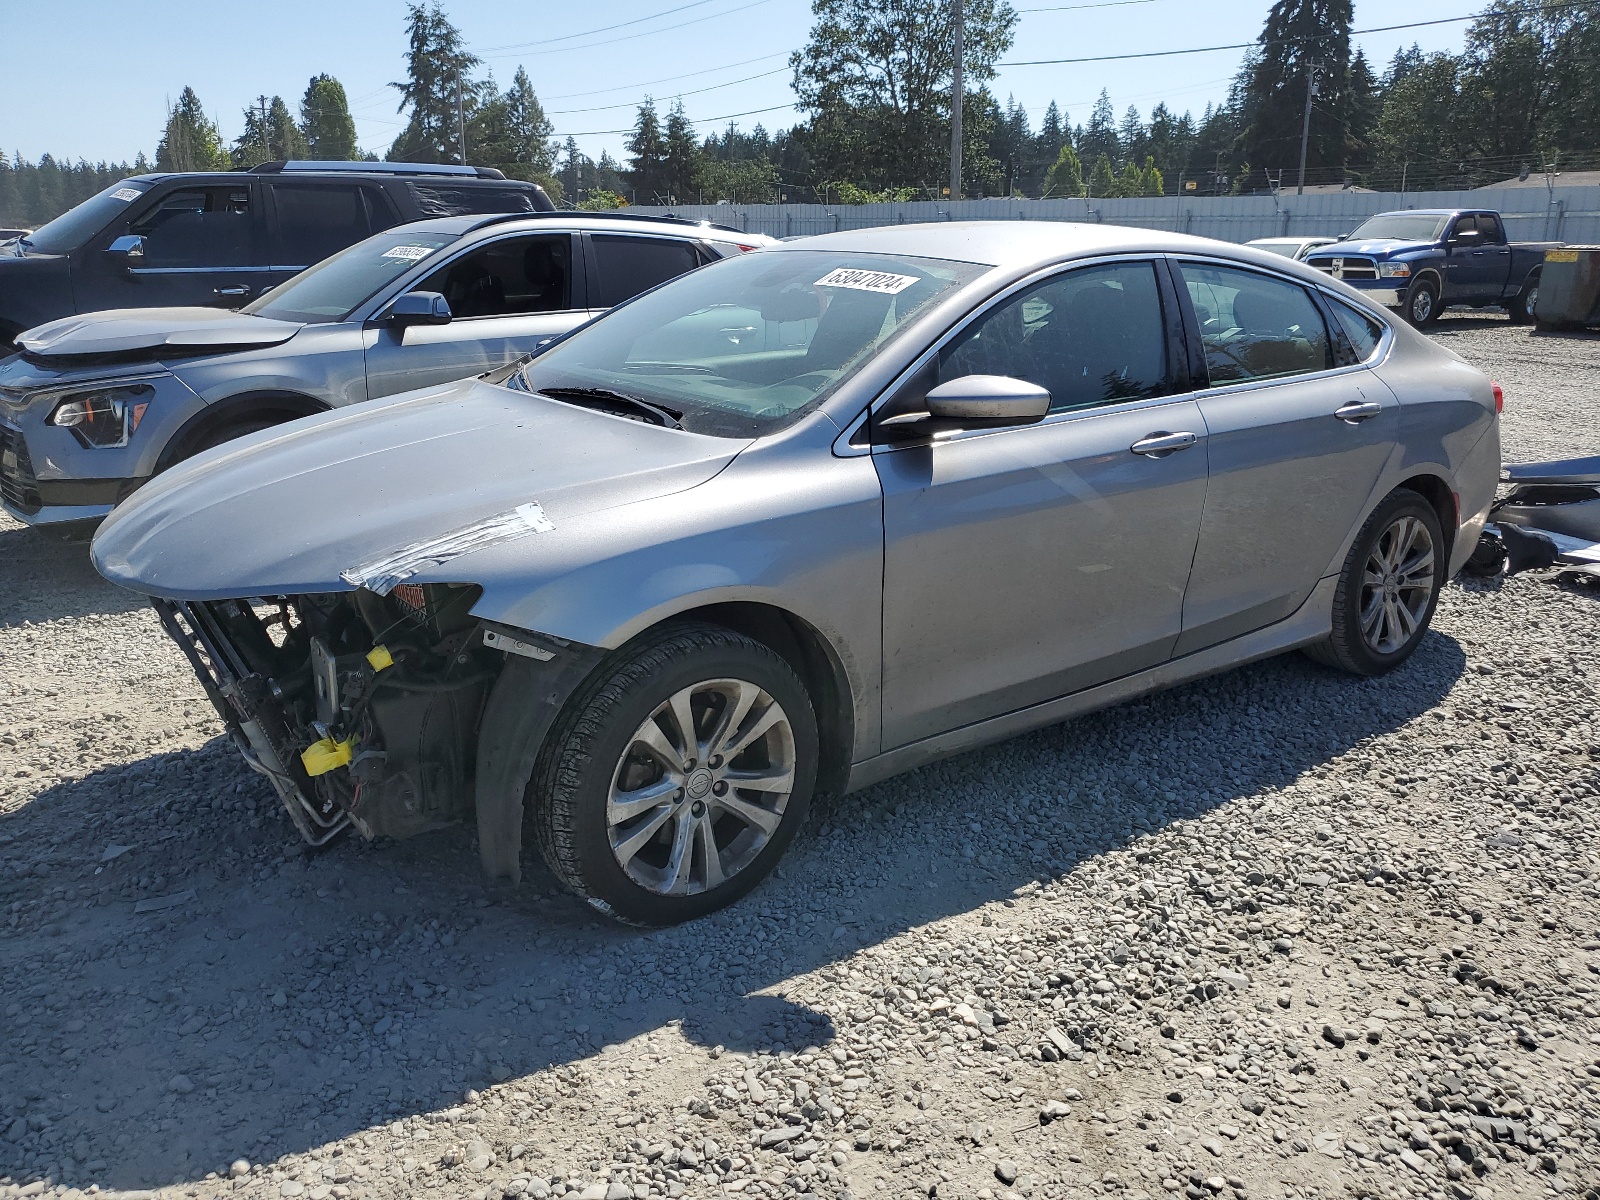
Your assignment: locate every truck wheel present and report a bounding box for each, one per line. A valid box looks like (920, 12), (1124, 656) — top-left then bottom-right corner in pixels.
(529, 621), (818, 926)
(1508, 273), (1539, 325)
(1303, 489), (1444, 676)
(1403, 279), (1440, 328)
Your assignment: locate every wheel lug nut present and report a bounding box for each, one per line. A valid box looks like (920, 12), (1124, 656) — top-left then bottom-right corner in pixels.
(712, 781), (728, 796)
(709, 755), (722, 769)
(691, 800), (707, 817)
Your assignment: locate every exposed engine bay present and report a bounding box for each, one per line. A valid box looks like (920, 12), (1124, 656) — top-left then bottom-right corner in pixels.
(156, 583), (519, 847)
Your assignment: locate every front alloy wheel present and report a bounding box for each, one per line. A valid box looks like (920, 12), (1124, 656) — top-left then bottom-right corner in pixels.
(1406, 280), (1439, 327)
(607, 678), (797, 896)
(530, 621), (817, 925)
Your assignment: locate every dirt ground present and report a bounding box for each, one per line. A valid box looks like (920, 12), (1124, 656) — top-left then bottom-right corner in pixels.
(2, 315), (1599, 1200)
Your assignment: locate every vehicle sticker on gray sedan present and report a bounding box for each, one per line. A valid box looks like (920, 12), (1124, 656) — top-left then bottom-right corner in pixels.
(814, 268), (920, 294)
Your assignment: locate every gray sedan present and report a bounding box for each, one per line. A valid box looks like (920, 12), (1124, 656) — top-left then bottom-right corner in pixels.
(92, 221), (1501, 925)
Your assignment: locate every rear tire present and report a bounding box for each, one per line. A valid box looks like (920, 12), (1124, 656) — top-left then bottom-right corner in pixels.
(529, 621), (818, 926)
(1403, 278), (1441, 328)
(1303, 490), (1445, 676)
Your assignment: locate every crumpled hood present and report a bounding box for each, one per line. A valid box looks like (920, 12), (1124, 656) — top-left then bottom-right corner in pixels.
(92, 378), (747, 599)
(1314, 238), (1432, 259)
(19, 307), (304, 359)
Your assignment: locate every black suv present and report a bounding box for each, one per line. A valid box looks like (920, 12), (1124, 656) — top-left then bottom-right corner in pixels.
(0, 161), (554, 353)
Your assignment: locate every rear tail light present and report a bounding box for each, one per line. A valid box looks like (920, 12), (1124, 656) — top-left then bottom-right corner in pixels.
(1491, 381), (1504, 413)
(735, 243), (760, 253)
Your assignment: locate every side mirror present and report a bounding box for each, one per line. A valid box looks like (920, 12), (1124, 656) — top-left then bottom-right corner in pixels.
(879, 374), (1051, 438)
(106, 234), (145, 263)
(386, 291), (453, 327)
(926, 375), (1050, 424)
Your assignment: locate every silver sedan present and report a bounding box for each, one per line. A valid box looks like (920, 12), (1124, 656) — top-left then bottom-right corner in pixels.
(93, 221), (1501, 925)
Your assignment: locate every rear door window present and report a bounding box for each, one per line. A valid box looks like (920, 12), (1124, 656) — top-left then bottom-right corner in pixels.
(1178, 262), (1332, 384)
(1328, 298), (1384, 362)
(416, 234), (574, 318)
(129, 186), (256, 267)
(589, 235), (702, 308)
(268, 182), (395, 267)
(406, 182), (543, 217)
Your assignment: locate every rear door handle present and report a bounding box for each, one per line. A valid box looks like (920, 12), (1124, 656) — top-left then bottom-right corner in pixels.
(1130, 431), (1199, 457)
(1334, 400), (1383, 423)
(214, 285), (250, 297)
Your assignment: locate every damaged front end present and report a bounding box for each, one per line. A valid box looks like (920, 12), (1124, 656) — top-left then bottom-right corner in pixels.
(157, 583), (505, 847)
(1464, 455), (1600, 580)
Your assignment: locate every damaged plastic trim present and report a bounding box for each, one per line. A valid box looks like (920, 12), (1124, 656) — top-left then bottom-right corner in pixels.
(341, 502), (556, 596)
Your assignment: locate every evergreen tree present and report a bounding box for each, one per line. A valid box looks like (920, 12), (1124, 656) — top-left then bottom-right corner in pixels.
(300, 75), (359, 161)
(626, 99), (668, 202)
(1088, 153), (1117, 197)
(1117, 105), (1148, 167)
(474, 67), (558, 184)
(388, 1), (479, 163)
(1041, 143), (1082, 197)
(1141, 156), (1165, 195)
(1371, 53), (1463, 189)
(662, 101), (702, 202)
(1236, 0), (1357, 184)
(1079, 91), (1119, 167)
(232, 95), (307, 169)
(156, 87), (230, 171)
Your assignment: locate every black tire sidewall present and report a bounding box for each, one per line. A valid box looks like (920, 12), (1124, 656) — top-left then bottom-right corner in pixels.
(545, 630), (818, 925)
(1406, 280), (1439, 327)
(1334, 492), (1445, 674)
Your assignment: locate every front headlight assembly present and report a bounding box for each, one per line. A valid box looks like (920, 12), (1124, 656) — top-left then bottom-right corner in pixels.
(1378, 262), (1413, 279)
(48, 384), (154, 448)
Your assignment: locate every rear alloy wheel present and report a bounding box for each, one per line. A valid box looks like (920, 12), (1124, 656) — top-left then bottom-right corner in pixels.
(1404, 278), (1440, 328)
(1304, 490), (1444, 676)
(530, 622), (817, 925)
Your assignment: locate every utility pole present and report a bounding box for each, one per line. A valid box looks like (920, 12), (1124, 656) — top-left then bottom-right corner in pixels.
(1296, 59), (1325, 196)
(950, 0), (964, 201)
(455, 71), (467, 166)
(257, 95), (271, 164)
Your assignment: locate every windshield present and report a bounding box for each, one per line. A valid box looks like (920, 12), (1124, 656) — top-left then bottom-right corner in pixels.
(24, 179), (152, 254)
(244, 229), (461, 323)
(511, 250), (988, 437)
(1347, 214), (1449, 242)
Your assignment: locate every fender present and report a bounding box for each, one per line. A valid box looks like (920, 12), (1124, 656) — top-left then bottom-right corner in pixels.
(156, 389), (328, 472)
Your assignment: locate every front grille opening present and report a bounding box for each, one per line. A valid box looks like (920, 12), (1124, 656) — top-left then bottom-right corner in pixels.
(0, 428), (42, 514)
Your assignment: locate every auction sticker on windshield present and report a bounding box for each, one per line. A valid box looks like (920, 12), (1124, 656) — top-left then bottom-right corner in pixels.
(110, 188), (143, 202)
(381, 244), (436, 262)
(815, 268), (920, 294)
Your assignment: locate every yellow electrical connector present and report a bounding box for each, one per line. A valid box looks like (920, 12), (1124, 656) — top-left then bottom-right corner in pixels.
(366, 645), (394, 672)
(302, 736), (355, 777)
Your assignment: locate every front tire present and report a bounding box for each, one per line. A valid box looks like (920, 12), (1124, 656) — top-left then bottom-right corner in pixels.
(529, 622), (818, 926)
(1508, 273), (1539, 324)
(1403, 278), (1441, 328)
(1303, 490), (1445, 676)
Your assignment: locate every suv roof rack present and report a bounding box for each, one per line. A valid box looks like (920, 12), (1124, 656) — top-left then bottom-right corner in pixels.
(247, 161), (509, 180)
(467, 209), (748, 235)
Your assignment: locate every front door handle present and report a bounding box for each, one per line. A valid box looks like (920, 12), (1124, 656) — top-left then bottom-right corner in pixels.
(1130, 431), (1199, 457)
(1334, 400), (1383, 423)
(214, 285), (250, 298)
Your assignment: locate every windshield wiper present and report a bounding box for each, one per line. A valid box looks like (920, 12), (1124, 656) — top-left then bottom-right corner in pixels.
(535, 386), (685, 430)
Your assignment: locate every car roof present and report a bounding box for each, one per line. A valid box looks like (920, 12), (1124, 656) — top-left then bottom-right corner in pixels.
(766, 220), (1316, 269)
(119, 169), (542, 186)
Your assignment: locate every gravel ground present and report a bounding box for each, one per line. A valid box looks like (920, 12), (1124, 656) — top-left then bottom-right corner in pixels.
(3, 316), (1600, 1200)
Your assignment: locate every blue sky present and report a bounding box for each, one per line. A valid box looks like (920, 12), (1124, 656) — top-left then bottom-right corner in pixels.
(2, 0), (1480, 168)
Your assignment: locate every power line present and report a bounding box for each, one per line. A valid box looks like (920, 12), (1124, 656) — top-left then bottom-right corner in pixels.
(478, 0), (780, 59)
(544, 54), (788, 101)
(1000, 3), (1599, 67)
(1015, 0), (1161, 12)
(554, 102), (796, 139)
(548, 68), (789, 116)
(475, 0), (730, 53)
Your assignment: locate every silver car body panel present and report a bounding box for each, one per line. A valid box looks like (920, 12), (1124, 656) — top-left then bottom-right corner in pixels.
(92, 220), (1499, 794)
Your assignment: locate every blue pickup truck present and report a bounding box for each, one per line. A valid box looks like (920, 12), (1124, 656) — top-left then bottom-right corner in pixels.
(1301, 208), (1556, 328)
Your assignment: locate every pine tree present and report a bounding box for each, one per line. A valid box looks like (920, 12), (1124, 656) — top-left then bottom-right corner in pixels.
(300, 75), (359, 161)
(1088, 153), (1117, 198)
(232, 96), (307, 168)
(1042, 143), (1082, 197)
(1080, 91), (1119, 167)
(156, 87), (230, 172)
(1236, 0), (1356, 184)
(388, 2), (479, 163)
(662, 101), (701, 203)
(626, 99), (668, 202)
(1117, 105), (1148, 167)
(1142, 156), (1165, 195)
(474, 67), (558, 184)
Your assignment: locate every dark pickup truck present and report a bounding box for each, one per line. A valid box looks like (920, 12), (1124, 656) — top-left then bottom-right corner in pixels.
(1302, 208), (1557, 328)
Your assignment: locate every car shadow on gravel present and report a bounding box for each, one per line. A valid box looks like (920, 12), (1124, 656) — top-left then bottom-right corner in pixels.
(0, 629), (1466, 1191)
(0, 518), (148, 627)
